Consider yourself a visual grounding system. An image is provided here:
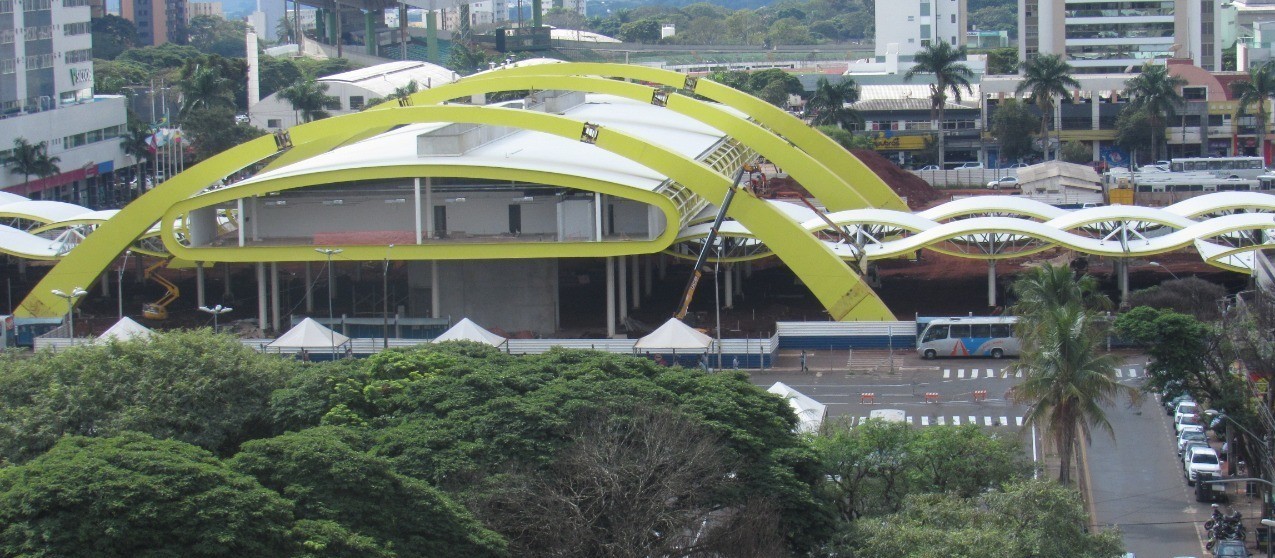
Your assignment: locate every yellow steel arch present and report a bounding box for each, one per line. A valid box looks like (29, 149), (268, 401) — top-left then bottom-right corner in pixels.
(19, 104), (891, 320)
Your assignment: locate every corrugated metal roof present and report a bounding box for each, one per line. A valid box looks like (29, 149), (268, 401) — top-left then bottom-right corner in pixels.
(850, 98), (975, 111)
(856, 83), (981, 106)
(320, 61), (459, 97)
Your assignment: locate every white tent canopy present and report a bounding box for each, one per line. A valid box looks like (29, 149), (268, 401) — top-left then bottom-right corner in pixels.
(268, 317), (350, 350)
(768, 382), (827, 434)
(97, 317), (153, 341)
(634, 318), (713, 351)
(431, 318), (507, 347)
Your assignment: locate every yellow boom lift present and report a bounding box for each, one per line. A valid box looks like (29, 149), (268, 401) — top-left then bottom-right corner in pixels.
(142, 259), (180, 320)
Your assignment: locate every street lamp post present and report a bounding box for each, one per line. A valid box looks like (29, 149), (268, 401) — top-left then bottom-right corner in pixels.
(51, 287), (88, 343)
(117, 250), (132, 320)
(198, 304), (233, 333)
(315, 248), (343, 359)
(383, 244), (394, 350)
(1149, 261), (1180, 280)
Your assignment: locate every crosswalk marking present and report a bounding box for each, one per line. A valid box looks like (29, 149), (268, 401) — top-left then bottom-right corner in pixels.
(859, 416), (867, 425)
(906, 416), (914, 424)
(969, 415), (977, 425)
(1000, 416), (1008, 426)
(1016, 417), (1024, 426)
(938, 416), (946, 425)
(984, 369), (993, 378)
(943, 369), (951, 379)
(1115, 368), (1123, 378)
(984, 416), (992, 426)
(1015, 370), (1023, 378)
(866, 416), (1025, 429)
(1002, 369), (1010, 379)
(921, 416), (930, 426)
(958, 368), (965, 378)
(952, 416), (961, 425)
(1128, 368), (1137, 378)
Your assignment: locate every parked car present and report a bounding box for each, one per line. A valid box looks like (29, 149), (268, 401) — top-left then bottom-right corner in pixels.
(1214, 540), (1250, 557)
(953, 162), (984, 169)
(987, 176), (1019, 190)
(1184, 446), (1222, 485)
(1175, 401), (1199, 423)
(917, 165), (941, 171)
(1004, 162), (1029, 169)
(1177, 428), (1207, 455)
(1176, 414), (1202, 436)
(1165, 394), (1194, 415)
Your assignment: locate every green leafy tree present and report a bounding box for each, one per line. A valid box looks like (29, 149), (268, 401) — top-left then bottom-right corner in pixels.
(117, 42), (204, 70)
(904, 41), (974, 167)
(818, 126), (876, 150)
(985, 46), (1018, 75)
(1123, 63), (1186, 161)
(968, 4), (1017, 37)
(1126, 276), (1227, 321)
(724, 10), (765, 45)
(1061, 140), (1091, 164)
(1008, 264), (1136, 485)
(259, 55), (305, 99)
(1114, 306), (1245, 410)
(232, 426), (508, 557)
(990, 98), (1039, 164)
(178, 64), (236, 119)
(91, 14), (138, 60)
(181, 105), (268, 162)
(851, 480), (1125, 557)
(619, 18), (662, 43)
(92, 58), (150, 94)
(766, 17), (814, 46)
(280, 78), (333, 123)
(0, 330), (297, 463)
(446, 41), (493, 74)
(1016, 54), (1080, 160)
(806, 76), (862, 128)
(121, 115), (155, 186)
(1232, 59), (1275, 161)
(187, 14), (248, 58)
(2, 137), (60, 197)
(0, 433), (296, 557)
(1115, 107), (1156, 164)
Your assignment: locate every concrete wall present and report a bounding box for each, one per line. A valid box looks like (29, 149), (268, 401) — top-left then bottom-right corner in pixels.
(426, 259), (559, 335)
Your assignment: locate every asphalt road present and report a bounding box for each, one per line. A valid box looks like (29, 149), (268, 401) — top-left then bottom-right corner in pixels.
(1088, 358), (1265, 558)
(748, 351), (1226, 557)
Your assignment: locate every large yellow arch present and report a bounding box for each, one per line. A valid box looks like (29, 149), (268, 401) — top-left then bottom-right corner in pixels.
(18, 104), (892, 320)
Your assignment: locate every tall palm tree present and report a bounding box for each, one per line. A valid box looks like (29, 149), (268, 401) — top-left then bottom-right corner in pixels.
(806, 76), (862, 129)
(1123, 63), (1186, 162)
(904, 41), (974, 168)
(1232, 60), (1275, 162)
(279, 78), (332, 123)
(3, 138), (61, 197)
(121, 117), (154, 193)
(1008, 264), (1136, 485)
(178, 65), (235, 119)
(1016, 55), (1080, 161)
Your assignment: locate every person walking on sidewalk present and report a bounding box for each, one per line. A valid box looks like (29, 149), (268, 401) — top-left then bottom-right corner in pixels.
(800, 350), (809, 372)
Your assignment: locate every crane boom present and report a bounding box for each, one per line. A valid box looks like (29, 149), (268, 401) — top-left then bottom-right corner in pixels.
(674, 165), (748, 320)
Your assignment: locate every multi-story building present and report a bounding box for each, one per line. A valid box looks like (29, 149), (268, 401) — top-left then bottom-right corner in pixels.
(875, 0), (967, 59)
(187, 1), (222, 21)
(1, 0), (129, 205)
(1019, 0), (1227, 73)
(121, 0), (188, 45)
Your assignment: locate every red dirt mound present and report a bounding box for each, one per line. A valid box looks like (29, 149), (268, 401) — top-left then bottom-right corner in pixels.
(850, 149), (945, 210)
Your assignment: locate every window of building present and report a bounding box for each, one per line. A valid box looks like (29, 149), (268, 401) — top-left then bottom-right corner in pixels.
(349, 95), (364, 109)
(908, 37), (915, 43)
(65, 48), (93, 63)
(63, 22), (90, 35)
(951, 36), (956, 44)
(920, 24), (930, 38)
(267, 119), (281, 128)
(907, 15), (914, 21)
(0, 0), (12, 13)
(324, 96), (341, 111)
(920, 2), (929, 15)
(921, 39), (931, 47)
(0, 28), (12, 44)
(1182, 86), (1206, 101)
(951, 13), (955, 23)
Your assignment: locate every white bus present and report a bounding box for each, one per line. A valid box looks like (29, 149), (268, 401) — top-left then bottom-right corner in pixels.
(917, 316), (1020, 359)
(1169, 157), (1267, 179)
(1132, 175), (1259, 194)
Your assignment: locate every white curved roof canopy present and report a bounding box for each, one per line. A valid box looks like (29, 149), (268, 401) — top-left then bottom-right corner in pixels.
(0, 195), (125, 259)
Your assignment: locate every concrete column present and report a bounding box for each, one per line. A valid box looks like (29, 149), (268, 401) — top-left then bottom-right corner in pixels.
(1119, 259), (1129, 303)
(223, 263), (232, 297)
(745, 260), (753, 277)
(431, 261), (440, 318)
(594, 192), (603, 241)
(658, 253), (666, 279)
(304, 261), (314, 312)
(100, 272), (110, 296)
(618, 255), (628, 322)
(414, 178), (423, 243)
(426, 10), (438, 62)
(315, 8), (325, 42)
(364, 11), (376, 55)
(326, 9), (337, 47)
(271, 262), (281, 332)
(237, 198), (245, 247)
(644, 255), (653, 296)
(196, 264), (206, 307)
(425, 177), (433, 239)
(725, 264), (734, 309)
(256, 263), (267, 333)
(630, 255), (640, 309)
(735, 263), (743, 295)
(606, 257), (616, 338)
(988, 259), (997, 307)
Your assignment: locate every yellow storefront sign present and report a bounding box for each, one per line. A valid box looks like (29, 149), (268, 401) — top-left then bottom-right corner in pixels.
(871, 133), (931, 151)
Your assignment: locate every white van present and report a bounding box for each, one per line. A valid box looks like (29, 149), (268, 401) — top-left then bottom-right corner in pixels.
(1184, 446), (1221, 485)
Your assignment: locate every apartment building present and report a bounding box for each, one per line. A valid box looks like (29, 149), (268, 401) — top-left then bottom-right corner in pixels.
(120, 0), (188, 45)
(1, 0), (129, 205)
(1019, 0), (1226, 73)
(875, 0), (967, 58)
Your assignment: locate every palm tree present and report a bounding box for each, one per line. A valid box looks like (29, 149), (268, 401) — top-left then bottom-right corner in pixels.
(1123, 63), (1186, 162)
(1008, 264), (1136, 485)
(178, 65), (235, 119)
(806, 76), (862, 129)
(3, 138), (61, 197)
(904, 41), (975, 168)
(279, 78), (332, 123)
(1232, 60), (1275, 162)
(1016, 55), (1080, 161)
(121, 117), (154, 193)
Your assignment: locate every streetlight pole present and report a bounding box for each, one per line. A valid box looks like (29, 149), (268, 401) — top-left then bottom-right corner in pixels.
(1149, 261), (1180, 280)
(198, 304), (233, 333)
(315, 248), (342, 359)
(117, 250), (132, 320)
(383, 244), (393, 350)
(51, 287), (88, 343)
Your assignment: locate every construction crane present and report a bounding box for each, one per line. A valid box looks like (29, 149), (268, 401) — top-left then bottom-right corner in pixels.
(674, 165), (749, 321)
(142, 259), (180, 320)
